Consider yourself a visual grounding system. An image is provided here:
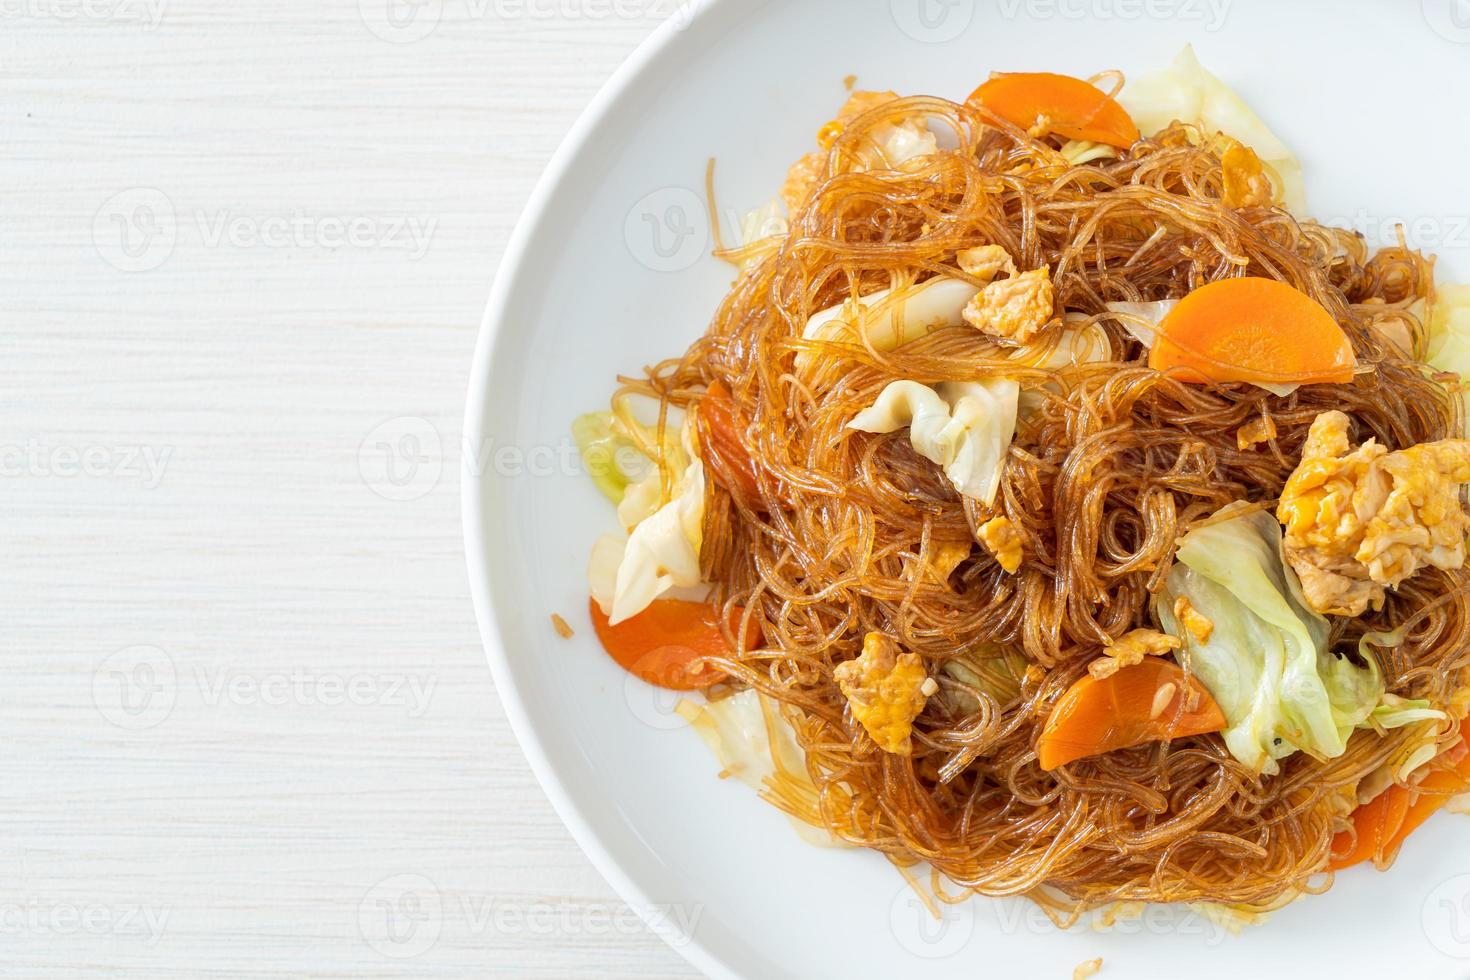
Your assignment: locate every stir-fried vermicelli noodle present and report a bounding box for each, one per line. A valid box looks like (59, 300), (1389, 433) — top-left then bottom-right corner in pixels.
(584, 62), (1470, 920)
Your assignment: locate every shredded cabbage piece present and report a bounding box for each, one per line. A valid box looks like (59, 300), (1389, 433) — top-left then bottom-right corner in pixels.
(798, 276), (981, 370)
(1058, 139), (1117, 166)
(1009, 315), (1113, 418)
(862, 115), (938, 168)
(1158, 504), (1396, 774)
(1118, 45), (1306, 215)
(1428, 283), (1470, 416)
(586, 418), (705, 624)
(1369, 695), (1446, 730)
(1348, 628), (1454, 795)
(848, 378), (1019, 505)
(1103, 300), (1176, 348)
(941, 647), (1027, 714)
(676, 690), (843, 847)
(572, 411), (653, 504)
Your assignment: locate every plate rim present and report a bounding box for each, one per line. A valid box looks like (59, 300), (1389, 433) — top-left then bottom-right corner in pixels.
(461, 3), (737, 977)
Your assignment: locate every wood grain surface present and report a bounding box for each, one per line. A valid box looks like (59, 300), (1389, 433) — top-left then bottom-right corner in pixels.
(2, 2), (701, 975)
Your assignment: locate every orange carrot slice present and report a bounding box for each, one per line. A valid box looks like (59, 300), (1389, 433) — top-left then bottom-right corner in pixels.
(967, 72), (1140, 148)
(589, 597), (746, 691)
(695, 381), (762, 505)
(1151, 277), (1357, 388)
(1394, 761), (1470, 839)
(1328, 779), (1414, 872)
(1330, 719), (1470, 871)
(1037, 659), (1225, 771)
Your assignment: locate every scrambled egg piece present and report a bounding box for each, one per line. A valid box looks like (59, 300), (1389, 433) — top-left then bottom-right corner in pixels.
(1235, 415), (1277, 451)
(978, 515), (1023, 573)
(923, 539), (972, 584)
(1073, 958), (1104, 980)
(1172, 595), (1214, 642)
(956, 244), (1017, 283)
(1278, 410), (1470, 616)
(833, 633), (933, 755)
(1087, 629), (1182, 680)
(962, 266), (1055, 344)
(1221, 140), (1272, 209)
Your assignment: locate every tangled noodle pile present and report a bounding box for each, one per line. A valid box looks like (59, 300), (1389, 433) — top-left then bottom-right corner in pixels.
(609, 91), (1470, 917)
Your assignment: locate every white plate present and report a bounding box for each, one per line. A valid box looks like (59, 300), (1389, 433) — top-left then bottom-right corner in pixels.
(464, 2), (1470, 976)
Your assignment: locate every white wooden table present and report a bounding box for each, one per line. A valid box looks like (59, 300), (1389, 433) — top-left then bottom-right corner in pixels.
(3, 3), (699, 976)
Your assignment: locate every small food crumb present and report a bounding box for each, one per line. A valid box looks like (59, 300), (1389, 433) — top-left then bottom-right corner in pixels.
(843, 73), (857, 91)
(956, 243), (1017, 283)
(1172, 595), (1214, 642)
(551, 613), (574, 639)
(1074, 957), (1103, 980)
(1150, 682), (1178, 720)
(1183, 685), (1202, 712)
(816, 119), (844, 149)
(1235, 414), (1277, 450)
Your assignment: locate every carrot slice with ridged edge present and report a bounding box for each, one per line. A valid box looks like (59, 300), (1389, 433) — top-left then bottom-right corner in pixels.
(1151, 277), (1357, 387)
(589, 597), (750, 691)
(1330, 718), (1470, 871)
(1037, 659), (1226, 771)
(967, 72), (1140, 148)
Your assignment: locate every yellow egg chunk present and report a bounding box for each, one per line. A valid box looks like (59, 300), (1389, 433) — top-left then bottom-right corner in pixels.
(956, 244), (1017, 283)
(1172, 596), (1214, 643)
(1087, 629), (1181, 681)
(833, 633), (933, 755)
(961, 266), (1055, 344)
(978, 515), (1024, 573)
(1278, 411), (1470, 616)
